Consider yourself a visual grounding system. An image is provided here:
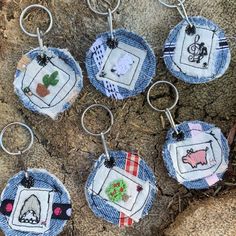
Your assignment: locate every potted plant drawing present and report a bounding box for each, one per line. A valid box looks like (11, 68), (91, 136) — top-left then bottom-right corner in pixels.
(105, 179), (129, 203)
(36, 71), (59, 97)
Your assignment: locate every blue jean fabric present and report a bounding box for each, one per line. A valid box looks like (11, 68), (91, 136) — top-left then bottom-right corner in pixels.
(163, 121), (229, 189)
(86, 29), (157, 99)
(0, 169), (71, 236)
(163, 16), (231, 84)
(85, 150), (157, 225)
(14, 47), (83, 116)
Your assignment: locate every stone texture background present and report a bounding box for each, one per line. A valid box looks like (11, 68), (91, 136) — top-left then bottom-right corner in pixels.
(0, 0), (235, 235)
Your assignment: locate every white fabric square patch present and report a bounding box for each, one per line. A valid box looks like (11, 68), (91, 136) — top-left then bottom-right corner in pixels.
(88, 163), (150, 222)
(21, 56), (77, 109)
(96, 42), (147, 90)
(180, 29), (213, 68)
(9, 186), (54, 233)
(173, 24), (218, 78)
(168, 128), (228, 183)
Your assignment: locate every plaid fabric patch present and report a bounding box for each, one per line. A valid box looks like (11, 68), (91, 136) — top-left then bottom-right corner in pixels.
(119, 152), (140, 227)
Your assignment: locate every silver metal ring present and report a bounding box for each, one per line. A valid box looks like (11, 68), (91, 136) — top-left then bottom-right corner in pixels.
(81, 104), (114, 136)
(19, 4), (53, 37)
(147, 81), (179, 112)
(159, 0), (186, 8)
(87, 0), (121, 16)
(0, 122), (34, 156)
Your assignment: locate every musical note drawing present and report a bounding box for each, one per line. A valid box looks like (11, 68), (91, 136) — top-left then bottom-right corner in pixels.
(187, 35), (208, 64)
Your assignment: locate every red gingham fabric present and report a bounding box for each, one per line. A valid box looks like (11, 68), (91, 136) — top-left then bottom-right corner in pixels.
(119, 152), (140, 227)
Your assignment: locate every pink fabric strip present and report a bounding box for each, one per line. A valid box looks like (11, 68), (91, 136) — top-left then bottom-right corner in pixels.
(188, 123), (219, 186)
(205, 174), (219, 186)
(188, 123), (203, 136)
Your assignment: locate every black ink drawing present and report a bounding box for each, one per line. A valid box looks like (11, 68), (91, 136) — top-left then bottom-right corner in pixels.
(93, 44), (104, 67)
(187, 35), (208, 63)
(99, 70), (107, 78)
(18, 194), (41, 224)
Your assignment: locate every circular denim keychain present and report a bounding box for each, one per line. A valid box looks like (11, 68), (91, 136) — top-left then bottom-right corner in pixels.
(14, 4), (83, 119)
(147, 81), (229, 189)
(86, 1), (156, 99)
(160, 0), (231, 84)
(0, 122), (72, 235)
(81, 104), (157, 226)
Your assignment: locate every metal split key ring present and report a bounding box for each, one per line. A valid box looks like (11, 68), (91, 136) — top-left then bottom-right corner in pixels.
(87, 0), (121, 15)
(81, 104), (114, 136)
(147, 81), (180, 134)
(87, 0), (120, 40)
(0, 122), (34, 183)
(0, 122), (34, 156)
(20, 4), (53, 56)
(81, 104), (114, 165)
(159, 0), (193, 28)
(20, 4), (53, 38)
(159, 0), (185, 8)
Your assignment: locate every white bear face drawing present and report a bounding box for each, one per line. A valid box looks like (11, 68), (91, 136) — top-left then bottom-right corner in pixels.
(111, 54), (134, 77)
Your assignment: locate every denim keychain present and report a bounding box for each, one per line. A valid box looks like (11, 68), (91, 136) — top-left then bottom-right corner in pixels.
(0, 122), (72, 235)
(86, 0), (156, 99)
(14, 4), (83, 119)
(160, 0), (231, 84)
(147, 81), (229, 189)
(81, 104), (157, 226)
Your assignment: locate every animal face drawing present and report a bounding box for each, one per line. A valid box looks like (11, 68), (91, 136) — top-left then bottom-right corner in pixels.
(111, 54), (135, 77)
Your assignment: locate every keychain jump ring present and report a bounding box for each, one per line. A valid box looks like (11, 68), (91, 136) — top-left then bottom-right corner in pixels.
(87, 0), (121, 16)
(81, 104), (114, 137)
(0, 122), (34, 156)
(159, 0), (185, 8)
(20, 4), (53, 37)
(147, 81), (179, 112)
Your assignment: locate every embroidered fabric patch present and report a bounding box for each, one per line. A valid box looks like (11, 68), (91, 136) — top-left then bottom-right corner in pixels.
(86, 29), (156, 99)
(163, 121), (229, 189)
(164, 16), (231, 84)
(85, 151), (157, 226)
(88, 164), (151, 222)
(8, 187), (54, 233)
(14, 47), (83, 119)
(0, 169), (72, 236)
(96, 42), (147, 91)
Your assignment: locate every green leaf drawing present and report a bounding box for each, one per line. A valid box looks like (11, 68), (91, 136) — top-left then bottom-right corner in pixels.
(42, 74), (50, 87)
(50, 71), (59, 80)
(42, 71), (59, 88)
(50, 78), (59, 86)
(105, 179), (127, 203)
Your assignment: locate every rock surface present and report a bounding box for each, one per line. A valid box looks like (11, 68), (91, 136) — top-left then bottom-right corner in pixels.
(165, 190), (236, 236)
(0, 0), (235, 235)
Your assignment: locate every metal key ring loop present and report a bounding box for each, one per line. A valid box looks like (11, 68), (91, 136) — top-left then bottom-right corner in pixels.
(159, 0), (186, 8)
(81, 104), (114, 136)
(87, 0), (121, 16)
(0, 122), (34, 156)
(20, 4), (53, 37)
(147, 81), (179, 112)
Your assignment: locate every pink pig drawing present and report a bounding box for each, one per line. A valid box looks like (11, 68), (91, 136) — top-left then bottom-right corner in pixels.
(182, 147), (209, 168)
